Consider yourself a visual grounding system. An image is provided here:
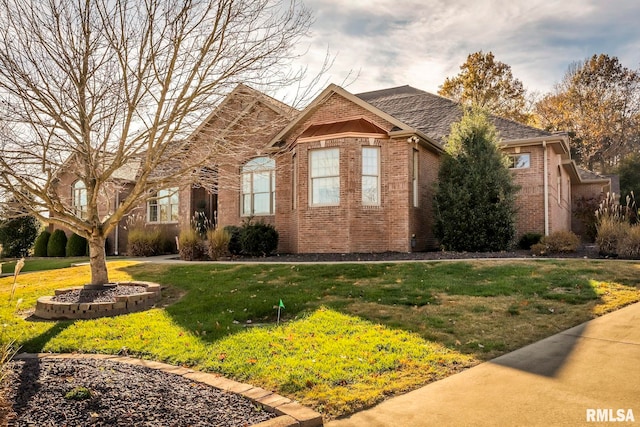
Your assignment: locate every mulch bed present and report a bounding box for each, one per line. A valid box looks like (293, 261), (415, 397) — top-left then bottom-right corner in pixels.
(4, 357), (276, 427)
(50, 285), (147, 304)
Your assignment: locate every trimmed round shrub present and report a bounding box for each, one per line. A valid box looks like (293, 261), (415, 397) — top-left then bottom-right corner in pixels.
(33, 230), (51, 257)
(47, 229), (68, 257)
(531, 231), (580, 256)
(224, 225), (242, 255)
(240, 222), (278, 256)
(66, 233), (88, 257)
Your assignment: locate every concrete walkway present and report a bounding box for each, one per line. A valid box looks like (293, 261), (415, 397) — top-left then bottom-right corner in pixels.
(328, 302), (640, 427)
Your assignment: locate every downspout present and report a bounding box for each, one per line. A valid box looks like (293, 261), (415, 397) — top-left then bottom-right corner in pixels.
(543, 141), (549, 236)
(114, 190), (119, 255)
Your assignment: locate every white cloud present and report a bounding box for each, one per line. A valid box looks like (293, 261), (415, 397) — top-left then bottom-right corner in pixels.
(285, 0), (640, 101)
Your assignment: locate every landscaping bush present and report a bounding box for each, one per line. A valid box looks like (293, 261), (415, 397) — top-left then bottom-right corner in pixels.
(47, 229), (67, 257)
(178, 228), (205, 261)
(224, 225), (243, 255)
(240, 221), (279, 256)
(0, 215), (39, 258)
(573, 196), (600, 242)
(33, 230), (51, 257)
(617, 225), (640, 259)
(207, 227), (231, 260)
(433, 108), (518, 251)
(530, 231), (580, 256)
(127, 228), (163, 257)
(595, 217), (630, 257)
(518, 232), (543, 250)
(66, 233), (88, 257)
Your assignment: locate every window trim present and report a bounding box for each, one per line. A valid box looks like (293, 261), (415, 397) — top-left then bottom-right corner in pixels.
(362, 146), (380, 206)
(241, 157), (276, 216)
(147, 187), (179, 223)
(508, 153), (531, 169)
(309, 147), (340, 207)
(72, 180), (88, 219)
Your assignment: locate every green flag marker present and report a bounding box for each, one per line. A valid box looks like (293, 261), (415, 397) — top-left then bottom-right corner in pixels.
(279, 299), (285, 309)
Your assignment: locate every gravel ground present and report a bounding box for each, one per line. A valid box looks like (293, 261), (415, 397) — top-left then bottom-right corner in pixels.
(51, 285), (147, 304)
(5, 358), (276, 427)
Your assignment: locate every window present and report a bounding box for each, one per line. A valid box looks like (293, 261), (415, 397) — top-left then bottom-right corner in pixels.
(362, 146), (380, 205)
(292, 153), (297, 210)
(241, 157), (275, 216)
(310, 148), (340, 205)
(72, 180), (88, 219)
(508, 153), (530, 169)
(148, 187), (179, 223)
(412, 149), (419, 207)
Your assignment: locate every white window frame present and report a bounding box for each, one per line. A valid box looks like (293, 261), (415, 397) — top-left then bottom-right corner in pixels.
(241, 157), (275, 216)
(147, 187), (179, 223)
(72, 180), (88, 219)
(508, 153), (531, 169)
(362, 146), (380, 206)
(309, 148), (340, 206)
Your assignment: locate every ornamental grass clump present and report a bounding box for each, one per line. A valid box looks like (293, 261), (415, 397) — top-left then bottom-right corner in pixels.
(178, 228), (204, 261)
(206, 227), (231, 260)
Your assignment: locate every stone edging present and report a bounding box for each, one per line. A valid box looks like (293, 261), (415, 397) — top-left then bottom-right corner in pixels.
(13, 353), (323, 427)
(34, 281), (161, 320)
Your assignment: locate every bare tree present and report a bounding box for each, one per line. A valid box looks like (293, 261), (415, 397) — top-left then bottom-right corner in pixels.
(0, 0), (314, 287)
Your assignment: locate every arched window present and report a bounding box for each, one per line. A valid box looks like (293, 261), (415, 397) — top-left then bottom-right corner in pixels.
(242, 157), (275, 216)
(72, 180), (88, 219)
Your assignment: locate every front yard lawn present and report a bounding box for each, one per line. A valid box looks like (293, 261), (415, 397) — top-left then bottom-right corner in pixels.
(1, 259), (639, 418)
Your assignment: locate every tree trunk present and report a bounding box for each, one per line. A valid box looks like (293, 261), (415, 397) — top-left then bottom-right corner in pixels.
(87, 234), (110, 289)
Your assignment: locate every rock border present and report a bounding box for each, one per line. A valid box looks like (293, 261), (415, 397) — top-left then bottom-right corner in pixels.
(34, 281), (161, 320)
(13, 353), (323, 427)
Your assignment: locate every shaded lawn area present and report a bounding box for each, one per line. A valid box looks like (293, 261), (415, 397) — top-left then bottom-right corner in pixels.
(1, 259), (640, 418)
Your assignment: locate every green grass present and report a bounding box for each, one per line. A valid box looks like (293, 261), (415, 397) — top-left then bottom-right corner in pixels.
(1, 259), (640, 418)
(0, 257), (90, 274)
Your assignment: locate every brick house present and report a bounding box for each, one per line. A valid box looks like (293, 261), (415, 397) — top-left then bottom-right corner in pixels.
(51, 83), (611, 254)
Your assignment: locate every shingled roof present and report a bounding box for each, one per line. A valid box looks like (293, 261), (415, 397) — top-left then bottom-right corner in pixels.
(356, 85), (550, 145)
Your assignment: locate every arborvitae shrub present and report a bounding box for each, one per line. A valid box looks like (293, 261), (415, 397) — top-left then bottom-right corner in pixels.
(433, 108), (518, 251)
(33, 230), (51, 257)
(0, 216), (39, 258)
(240, 222), (279, 256)
(47, 229), (68, 257)
(66, 233), (88, 257)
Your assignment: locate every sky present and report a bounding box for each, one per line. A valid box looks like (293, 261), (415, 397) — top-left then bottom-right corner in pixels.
(289, 0), (640, 98)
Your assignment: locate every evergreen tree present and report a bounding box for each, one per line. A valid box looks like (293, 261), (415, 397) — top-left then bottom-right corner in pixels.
(0, 216), (40, 258)
(434, 108), (518, 251)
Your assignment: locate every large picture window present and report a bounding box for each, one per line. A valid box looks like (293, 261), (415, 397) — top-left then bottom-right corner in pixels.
(310, 148), (340, 205)
(362, 146), (380, 205)
(72, 180), (88, 219)
(242, 157), (275, 216)
(148, 187), (179, 223)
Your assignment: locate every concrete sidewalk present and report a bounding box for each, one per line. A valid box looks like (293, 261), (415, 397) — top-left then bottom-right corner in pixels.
(328, 302), (640, 427)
